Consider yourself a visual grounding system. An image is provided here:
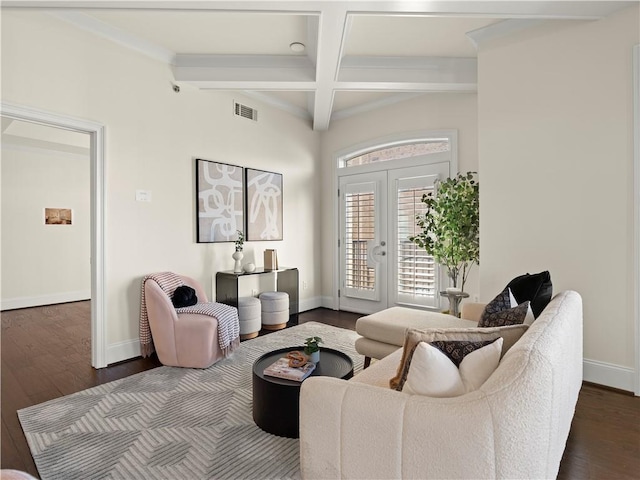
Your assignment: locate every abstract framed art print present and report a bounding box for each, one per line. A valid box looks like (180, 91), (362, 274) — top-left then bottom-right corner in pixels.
(245, 168), (283, 241)
(196, 158), (243, 243)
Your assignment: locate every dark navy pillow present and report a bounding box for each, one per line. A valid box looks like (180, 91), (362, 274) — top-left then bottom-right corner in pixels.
(172, 285), (198, 308)
(506, 271), (552, 318)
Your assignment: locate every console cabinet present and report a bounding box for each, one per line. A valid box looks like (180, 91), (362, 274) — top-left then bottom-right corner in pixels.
(215, 267), (299, 324)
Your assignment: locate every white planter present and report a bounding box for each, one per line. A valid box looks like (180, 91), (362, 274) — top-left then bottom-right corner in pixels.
(232, 250), (244, 273)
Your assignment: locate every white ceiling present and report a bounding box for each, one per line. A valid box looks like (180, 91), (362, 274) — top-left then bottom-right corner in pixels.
(2, 1), (635, 130)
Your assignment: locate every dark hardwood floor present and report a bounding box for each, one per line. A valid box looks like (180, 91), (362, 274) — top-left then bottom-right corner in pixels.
(2, 302), (639, 478)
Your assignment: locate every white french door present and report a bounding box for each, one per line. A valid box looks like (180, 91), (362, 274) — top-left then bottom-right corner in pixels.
(339, 171), (388, 313)
(339, 163), (449, 314)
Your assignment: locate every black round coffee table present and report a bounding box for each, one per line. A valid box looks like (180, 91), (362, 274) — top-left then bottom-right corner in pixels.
(252, 346), (354, 438)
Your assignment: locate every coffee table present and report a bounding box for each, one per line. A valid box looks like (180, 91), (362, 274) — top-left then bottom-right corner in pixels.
(252, 346), (354, 438)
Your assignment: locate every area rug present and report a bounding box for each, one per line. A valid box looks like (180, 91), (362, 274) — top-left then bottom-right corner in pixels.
(18, 321), (363, 480)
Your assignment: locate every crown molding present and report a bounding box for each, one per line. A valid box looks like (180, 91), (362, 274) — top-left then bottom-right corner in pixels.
(49, 11), (175, 64)
(466, 18), (545, 49)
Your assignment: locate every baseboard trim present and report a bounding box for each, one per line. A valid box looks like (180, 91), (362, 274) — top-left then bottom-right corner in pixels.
(1, 290), (91, 311)
(299, 296), (323, 313)
(583, 358), (635, 393)
(320, 296), (337, 310)
(106, 339), (141, 366)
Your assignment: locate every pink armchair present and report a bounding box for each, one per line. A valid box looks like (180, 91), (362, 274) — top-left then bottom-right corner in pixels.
(144, 274), (225, 368)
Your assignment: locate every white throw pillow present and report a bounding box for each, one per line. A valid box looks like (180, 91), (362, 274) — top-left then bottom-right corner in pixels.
(402, 337), (503, 397)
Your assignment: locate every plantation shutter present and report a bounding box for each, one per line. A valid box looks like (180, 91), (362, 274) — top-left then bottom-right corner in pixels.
(343, 182), (379, 300)
(396, 178), (439, 306)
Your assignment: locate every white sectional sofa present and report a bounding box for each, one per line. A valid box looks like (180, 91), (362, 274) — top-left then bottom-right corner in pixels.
(299, 291), (583, 479)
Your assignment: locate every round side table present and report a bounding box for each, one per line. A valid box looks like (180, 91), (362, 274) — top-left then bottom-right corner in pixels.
(252, 346), (353, 438)
(440, 290), (470, 318)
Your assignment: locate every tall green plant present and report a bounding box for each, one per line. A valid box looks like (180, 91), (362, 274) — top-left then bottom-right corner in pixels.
(409, 172), (479, 291)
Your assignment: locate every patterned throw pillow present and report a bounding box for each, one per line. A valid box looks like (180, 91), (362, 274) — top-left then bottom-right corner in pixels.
(401, 338), (503, 397)
(430, 340), (494, 367)
(478, 287), (534, 328)
(481, 287), (513, 317)
(479, 301), (533, 328)
(389, 326), (528, 391)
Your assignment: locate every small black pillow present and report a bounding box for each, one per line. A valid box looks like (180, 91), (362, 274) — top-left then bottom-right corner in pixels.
(506, 271), (552, 318)
(172, 285), (198, 308)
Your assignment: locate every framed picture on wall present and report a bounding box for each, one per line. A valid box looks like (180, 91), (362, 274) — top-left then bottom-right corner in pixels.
(245, 168), (283, 241)
(44, 208), (72, 225)
(196, 158), (244, 243)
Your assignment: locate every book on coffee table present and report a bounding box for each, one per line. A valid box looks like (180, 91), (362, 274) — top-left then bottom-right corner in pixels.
(263, 357), (316, 382)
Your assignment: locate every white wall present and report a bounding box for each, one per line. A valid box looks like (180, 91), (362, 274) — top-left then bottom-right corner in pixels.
(478, 5), (639, 391)
(320, 93), (479, 306)
(1, 11), (321, 363)
(1, 146), (91, 308)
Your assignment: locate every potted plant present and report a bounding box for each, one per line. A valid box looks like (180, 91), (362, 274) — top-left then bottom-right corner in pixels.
(234, 230), (244, 252)
(232, 230), (244, 273)
(409, 172), (479, 292)
(303, 336), (323, 363)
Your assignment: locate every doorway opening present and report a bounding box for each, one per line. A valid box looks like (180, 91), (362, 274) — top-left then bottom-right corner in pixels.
(1, 102), (107, 368)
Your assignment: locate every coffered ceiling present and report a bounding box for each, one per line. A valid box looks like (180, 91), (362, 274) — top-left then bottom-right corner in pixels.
(2, 1), (635, 130)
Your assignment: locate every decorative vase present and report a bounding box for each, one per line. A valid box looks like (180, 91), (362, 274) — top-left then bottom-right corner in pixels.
(243, 263), (256, 273)
(309, 350), (320, 363)
(232, 250), (243, 273)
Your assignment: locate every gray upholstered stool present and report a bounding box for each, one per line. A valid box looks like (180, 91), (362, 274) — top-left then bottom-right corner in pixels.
(238, 296), (261, 339)
(259, 291), (289, 330)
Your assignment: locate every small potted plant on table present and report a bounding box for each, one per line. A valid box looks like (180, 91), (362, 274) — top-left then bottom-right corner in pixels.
(304, 336), (323, 363)
(232, 230), (244, 273)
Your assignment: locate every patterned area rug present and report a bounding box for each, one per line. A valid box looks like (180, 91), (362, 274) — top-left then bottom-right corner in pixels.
(18, 322), (363, 480)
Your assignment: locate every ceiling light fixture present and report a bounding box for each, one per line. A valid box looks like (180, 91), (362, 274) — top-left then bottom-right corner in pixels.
(289, 42), (305, 53)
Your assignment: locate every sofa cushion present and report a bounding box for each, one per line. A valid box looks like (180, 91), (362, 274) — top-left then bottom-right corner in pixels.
(390, 325), (528, 390)
(356, 307), (477, 347)
(506, 271), (553, 318)
(402, 338), (503, 397)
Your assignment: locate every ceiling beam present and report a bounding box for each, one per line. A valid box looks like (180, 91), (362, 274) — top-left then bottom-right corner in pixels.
(312, 5), (349, 130)
(174, 54), (315, 83)
(339, 56), (477, 84)
(334, 82), (477, 92)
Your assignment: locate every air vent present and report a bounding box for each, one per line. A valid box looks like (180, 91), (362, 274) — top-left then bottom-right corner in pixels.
(234, 102), (258, 121)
